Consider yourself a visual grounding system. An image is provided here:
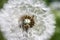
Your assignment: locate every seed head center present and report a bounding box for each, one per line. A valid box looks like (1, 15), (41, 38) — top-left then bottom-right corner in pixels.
(19, 15), (35, 32)
(24, 19), (31, 24)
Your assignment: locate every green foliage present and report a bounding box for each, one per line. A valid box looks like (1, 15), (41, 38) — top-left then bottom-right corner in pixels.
(0, 0), (8, 9)
(44, 0), (53, 6)
(0, 31), (6, 40)
(51, 33), (60, 40)
(50, 10), (60, 40)
(44, 0), (60, 6)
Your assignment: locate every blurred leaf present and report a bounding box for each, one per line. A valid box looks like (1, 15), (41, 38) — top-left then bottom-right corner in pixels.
(50, 10), (60, 40)
(0, 0), (8, 9)
(51, 33), (60, 40)
(0, 31), (6, 40)
(44, 0), (53, 6)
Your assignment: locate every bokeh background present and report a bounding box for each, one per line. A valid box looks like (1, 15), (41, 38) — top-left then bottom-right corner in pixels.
(0, 0), (60, 40)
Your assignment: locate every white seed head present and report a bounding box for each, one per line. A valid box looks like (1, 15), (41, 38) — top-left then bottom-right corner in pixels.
(0, 0), (55, 40)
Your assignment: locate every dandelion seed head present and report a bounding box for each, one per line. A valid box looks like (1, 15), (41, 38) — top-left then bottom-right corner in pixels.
(0, 0), (55, 40)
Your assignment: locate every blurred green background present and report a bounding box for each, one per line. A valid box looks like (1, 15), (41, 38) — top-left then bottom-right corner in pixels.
(0, 0), (60, 40)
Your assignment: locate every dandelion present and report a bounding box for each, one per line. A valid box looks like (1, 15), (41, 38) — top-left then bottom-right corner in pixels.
(0, 0), (55, 40)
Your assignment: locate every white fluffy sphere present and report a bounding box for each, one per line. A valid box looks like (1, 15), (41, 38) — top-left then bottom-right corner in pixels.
(0, 0), (55, 40)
